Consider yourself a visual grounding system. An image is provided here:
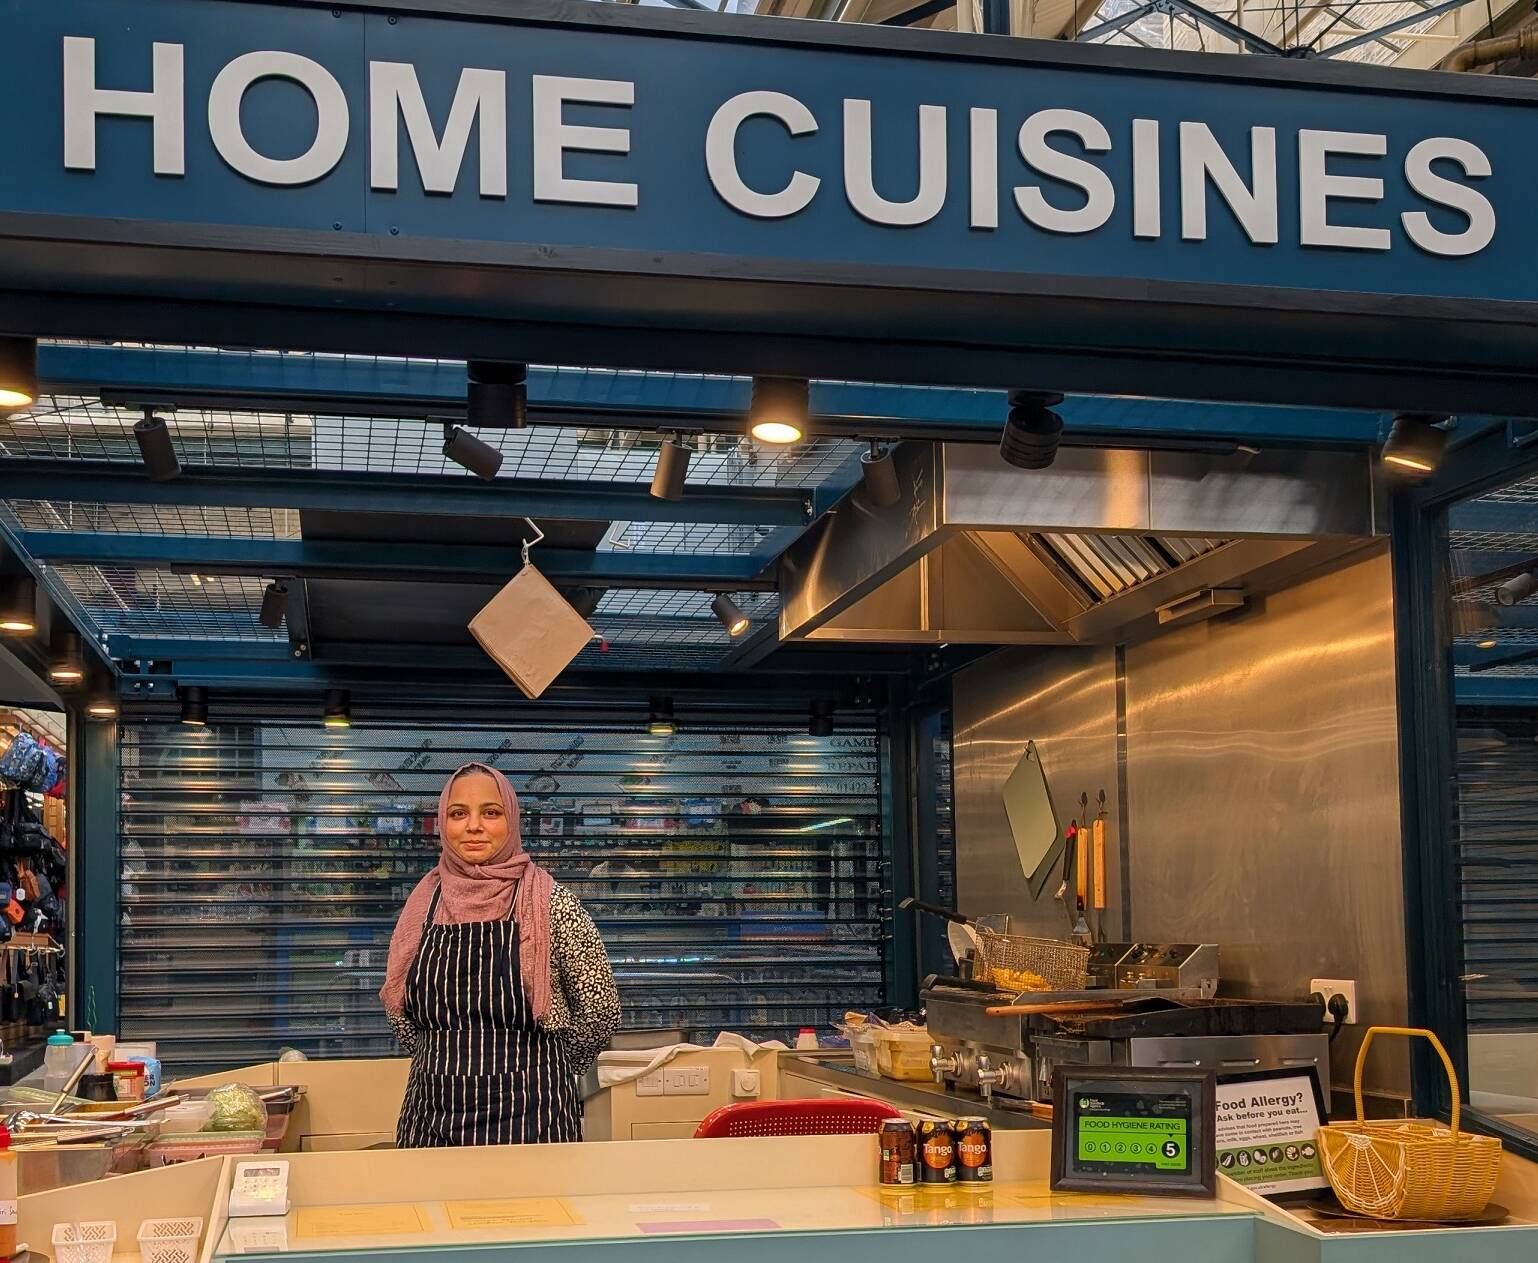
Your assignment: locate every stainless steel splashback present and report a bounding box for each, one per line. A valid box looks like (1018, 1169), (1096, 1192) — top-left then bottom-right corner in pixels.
(954, 645), (1122, 940)
(950, 548), (1410, 1098)
(780, 441), (1380, 646)
(1124, 547), (1408, 1097)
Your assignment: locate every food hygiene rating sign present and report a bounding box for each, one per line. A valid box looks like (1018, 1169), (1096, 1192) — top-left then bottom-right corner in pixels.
(1215, 1071), (1328, 1196)
(2, 0), (1536, 302)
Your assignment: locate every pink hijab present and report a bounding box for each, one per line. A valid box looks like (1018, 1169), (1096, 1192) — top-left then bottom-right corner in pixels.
(380, 763), (555, 1021)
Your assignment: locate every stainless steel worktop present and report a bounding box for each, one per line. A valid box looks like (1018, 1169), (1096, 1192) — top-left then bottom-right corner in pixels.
(781, 1055), (1049, 1130)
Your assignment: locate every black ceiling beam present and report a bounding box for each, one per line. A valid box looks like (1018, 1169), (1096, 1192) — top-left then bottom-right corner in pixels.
(18, 531), (778, 591)
(0, 460), (810, 528)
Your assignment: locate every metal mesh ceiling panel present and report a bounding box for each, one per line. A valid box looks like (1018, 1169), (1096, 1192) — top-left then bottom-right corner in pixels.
(50, 566), (283, 642)
(118, 716), (886, 1071)
(600, 522), (780, 555)
(0, 501), (300, 539)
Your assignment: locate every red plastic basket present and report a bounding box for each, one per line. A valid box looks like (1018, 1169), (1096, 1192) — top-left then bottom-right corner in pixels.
(693, 1098), (902, 1139)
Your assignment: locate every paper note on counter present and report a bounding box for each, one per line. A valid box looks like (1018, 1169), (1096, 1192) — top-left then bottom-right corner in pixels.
(445, 1199), (581, 1229)
(295, 1204), (430, 1238)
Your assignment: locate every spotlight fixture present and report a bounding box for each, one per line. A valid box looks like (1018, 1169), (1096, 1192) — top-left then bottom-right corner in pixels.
(1477, 638), (1499, 649)
(0, 337), (37, 409)
(711, 593), (750, 638)
(1000, 390), (1065, 470)
(86, 698), (119, 720)
(134, 409), (182, 482)
(1381, 413), (1448, 474)
(749, 376), (809, 445)
(259, 581), (289, 630)
(1497, 571), (1538, 607)
(467, 360), (528, 429)
(0, 576), (36, 634)
(647, 696), (676, 737)
(323, 688), (352, 729)
(565, 587), (602, 620)
(442, 423), (504, 480)
(808, 699), (836, 737)
(650, 434), (691, 501)
(47, 632), (84, 684)
(859, 440), (901, 508)
(179, 685), (209, 727)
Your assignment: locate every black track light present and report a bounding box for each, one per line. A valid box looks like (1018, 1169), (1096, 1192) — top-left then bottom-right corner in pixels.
(749, 376), (809, 445)
(647, 696), (676, 737)
(651, 434), (691, 501)
(0, 337), (38, 409)
(859, 440), (901, 508)
(259, 581), (289, 630)
(323, 688), (352, 729)
(47, 631), (85, 685)
(1381, 413), (1448, 475)
(711, 593), (751, 638)
(565, 587), (602, 620)
(134, 410), (182, 482)
(1000, 391), (1065, 470)
(180, 685), (209, 727)
(0, 576), (36, 635)
(442, 423), (504, 481)
(808, 699), (836, 737)
(1497, 571), (1538, 607)
(467, 361), (528, 429)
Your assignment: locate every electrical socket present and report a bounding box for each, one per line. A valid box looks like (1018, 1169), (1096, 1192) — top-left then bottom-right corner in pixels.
(1310, 978), (1358, 1024)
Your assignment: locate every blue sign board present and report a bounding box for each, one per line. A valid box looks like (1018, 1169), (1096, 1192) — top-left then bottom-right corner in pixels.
(0, 0), (1533, 304)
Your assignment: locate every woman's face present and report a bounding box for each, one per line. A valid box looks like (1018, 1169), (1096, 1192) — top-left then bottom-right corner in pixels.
(443, 771), (511, 865)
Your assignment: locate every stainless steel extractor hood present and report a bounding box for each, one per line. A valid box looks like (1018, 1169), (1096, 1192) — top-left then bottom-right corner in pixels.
(778, 442), (1382, 645)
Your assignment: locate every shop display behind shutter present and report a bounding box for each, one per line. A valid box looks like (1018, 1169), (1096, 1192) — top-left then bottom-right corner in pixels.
(117, 714), (886, 1072)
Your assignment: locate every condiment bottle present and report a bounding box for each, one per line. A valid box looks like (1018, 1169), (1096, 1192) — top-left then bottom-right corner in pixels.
(0, 1123), (17, 1257)
(795, 1027), (819, 1050)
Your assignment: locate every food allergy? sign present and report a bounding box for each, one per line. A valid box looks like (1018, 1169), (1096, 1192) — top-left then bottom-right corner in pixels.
(1215, 1069), (1328, 1196)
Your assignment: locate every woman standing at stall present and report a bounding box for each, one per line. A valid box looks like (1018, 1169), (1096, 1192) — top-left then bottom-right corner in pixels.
(381, 762), (620, 1147)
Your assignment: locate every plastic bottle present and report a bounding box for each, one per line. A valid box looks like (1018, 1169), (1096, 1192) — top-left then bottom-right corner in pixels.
(0, 1123), (16, 1257)
(795, 1027), (819, 1050)
(42, 1028), (78, 1093)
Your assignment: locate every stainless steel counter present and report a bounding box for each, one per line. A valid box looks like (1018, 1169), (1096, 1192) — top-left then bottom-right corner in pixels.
(781, 1055), (1049, 1130)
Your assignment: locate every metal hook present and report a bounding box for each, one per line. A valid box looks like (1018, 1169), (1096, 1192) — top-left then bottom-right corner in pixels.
(521, 518), (545, 568)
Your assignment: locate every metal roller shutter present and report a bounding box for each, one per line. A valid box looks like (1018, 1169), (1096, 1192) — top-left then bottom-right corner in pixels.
(1457, 718), (1538, 1034)
(117, 714), (886, 1072)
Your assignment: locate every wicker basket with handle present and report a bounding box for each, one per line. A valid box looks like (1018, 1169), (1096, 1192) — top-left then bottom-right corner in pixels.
(1318, 1026), (1502, 1221)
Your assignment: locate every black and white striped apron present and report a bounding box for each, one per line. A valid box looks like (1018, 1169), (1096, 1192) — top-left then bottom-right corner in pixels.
(395, 886), (582, 1148)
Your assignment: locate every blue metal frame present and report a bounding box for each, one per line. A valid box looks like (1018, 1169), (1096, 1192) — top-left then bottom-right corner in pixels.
(36, 344), (1387, 449)
(70, 713), (120, 1033)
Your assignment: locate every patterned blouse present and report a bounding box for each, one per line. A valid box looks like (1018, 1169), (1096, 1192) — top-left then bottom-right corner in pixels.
(387, 884), (621, 1075)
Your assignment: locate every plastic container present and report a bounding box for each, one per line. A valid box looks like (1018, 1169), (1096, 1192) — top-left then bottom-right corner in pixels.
(873, 1027), (933, 1081)
(156, 1101), (216, 1134)
(146, 1130), (264, 1168)
(839, 1024), (879, 1075)
(42, 1031), (79, 1094)
(51, 1222), (118, 1263)
(137, 1217), (204, 1263)
(795, 1027), (819, 1050)
(108, 1061), (147, 1102)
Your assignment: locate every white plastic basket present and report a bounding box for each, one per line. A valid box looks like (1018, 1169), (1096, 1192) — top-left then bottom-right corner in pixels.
(138, 1218), (205, 1263)
(51, 1221), (118, 1263)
